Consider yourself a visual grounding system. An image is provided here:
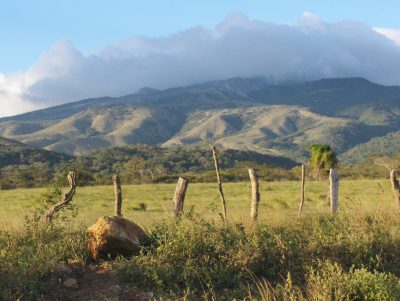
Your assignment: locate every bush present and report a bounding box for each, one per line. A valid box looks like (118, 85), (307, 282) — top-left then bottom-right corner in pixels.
(113, 211), (400, 299)
(307, 261), (400, 300)
(30, 184), (78, 221)
(2, 208), (400, 300)
(0, 218), (87, 300)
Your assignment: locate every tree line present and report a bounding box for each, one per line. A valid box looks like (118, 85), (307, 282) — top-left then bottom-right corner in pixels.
(0, 143), (397, 189)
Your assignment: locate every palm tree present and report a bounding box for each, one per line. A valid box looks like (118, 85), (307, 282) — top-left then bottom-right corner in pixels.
(308, 144), (338, 180)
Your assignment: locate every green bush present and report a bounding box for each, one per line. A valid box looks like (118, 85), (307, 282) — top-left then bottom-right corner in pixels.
(307, 261), (400, 300)
(113, 211), (400, 299)
(0, 218), (87, 300)
(30, 184), (78, 221)
(2, 209), (400, 300)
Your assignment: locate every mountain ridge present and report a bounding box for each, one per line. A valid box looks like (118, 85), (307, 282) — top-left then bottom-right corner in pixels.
(1, 77), (399, 162)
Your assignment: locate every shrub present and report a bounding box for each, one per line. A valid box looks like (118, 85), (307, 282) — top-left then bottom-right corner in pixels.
(307, 261), (400, 301)
(113, 211), (400, 299)
(0, 217), (87, 300)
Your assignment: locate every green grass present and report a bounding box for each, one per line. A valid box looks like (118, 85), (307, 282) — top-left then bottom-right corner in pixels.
(1, 179), (400, 300)
(0, 179), (396, 230)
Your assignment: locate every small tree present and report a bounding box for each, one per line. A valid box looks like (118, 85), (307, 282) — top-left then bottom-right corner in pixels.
(123, 156), (147, 183)
(308, 144), (338, 180)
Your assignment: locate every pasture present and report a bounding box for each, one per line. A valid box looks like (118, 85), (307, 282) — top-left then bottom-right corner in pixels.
(2, 178), (400, 300)
(0, 179), (396, 230)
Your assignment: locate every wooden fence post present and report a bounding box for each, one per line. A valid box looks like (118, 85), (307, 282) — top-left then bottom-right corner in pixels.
(298, 164), (306, 217)
(112, 175), (122, 216)
(173, 177), (189, 218)
(248, 169), (260, 220)
(45, 171), (77, 221)
(208, 143), (227, 223)
(329, 168), (339, 212)
(390, 170), (400, 208)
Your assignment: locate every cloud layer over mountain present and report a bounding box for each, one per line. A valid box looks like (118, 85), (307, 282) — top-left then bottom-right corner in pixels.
(1, 12), (400, 116)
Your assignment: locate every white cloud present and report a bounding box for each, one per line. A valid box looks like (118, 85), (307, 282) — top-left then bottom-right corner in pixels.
(1, 13), (400, 117)
(374, 27), (400, 46)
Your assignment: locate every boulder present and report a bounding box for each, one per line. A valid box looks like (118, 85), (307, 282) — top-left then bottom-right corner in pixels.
(86, 216), (147, 260)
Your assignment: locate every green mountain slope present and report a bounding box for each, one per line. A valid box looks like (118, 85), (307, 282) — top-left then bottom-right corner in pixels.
(339, 131), (400, 163)
(0, 77), (399, 162)
(0, 137), (72, 168)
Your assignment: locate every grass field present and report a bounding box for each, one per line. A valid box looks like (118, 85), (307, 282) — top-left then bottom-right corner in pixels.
(0, 178), (395, 230)
(2, 178), (400, 300)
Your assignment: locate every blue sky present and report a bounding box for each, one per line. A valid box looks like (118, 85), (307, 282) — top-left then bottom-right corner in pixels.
(1, 0), (400, 116)
(1, 0), (399, 73)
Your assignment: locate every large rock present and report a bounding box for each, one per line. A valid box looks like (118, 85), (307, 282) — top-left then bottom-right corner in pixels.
(86, 216), (147, 260)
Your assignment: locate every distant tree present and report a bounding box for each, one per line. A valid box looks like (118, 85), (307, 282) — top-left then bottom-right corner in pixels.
(308, 144), (338, 180)
(374, 156), (400, 172)
(123, 156), (147, 183)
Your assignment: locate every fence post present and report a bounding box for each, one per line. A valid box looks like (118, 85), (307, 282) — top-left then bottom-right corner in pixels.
(298, 164), (306, 217)
(329, 168), (339, 212)
(207, 143), (227, 223)
(248, 169), (260, 220)
(173, 177), (189, 218)
(390, 170), (400, 208)
(45, 171), (77, 221)
(112, 175), (122, 216)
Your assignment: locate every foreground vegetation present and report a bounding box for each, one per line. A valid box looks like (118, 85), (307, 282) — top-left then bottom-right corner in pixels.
(2, 208), (400, 300)
(1, 179), (400, 299)
(114, 211), (400, 300)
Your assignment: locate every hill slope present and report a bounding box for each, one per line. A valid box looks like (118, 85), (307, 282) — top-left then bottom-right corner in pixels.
(0, 136), (72, 168)
(0, 77), (399, 162)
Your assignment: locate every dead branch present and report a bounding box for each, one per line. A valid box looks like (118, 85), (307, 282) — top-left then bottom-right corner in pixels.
(45, 171), (77, 222)
(206, 142), (227, 223)
(298, 164), (306, 217)
(374, 157), (400, 172)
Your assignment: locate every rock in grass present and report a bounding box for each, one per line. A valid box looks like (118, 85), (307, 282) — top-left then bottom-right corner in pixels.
(63, 278), (78, 289)
(86, 216), (147, 260)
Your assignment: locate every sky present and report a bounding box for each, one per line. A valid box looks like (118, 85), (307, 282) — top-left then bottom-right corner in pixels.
(1, 0), (400, 116)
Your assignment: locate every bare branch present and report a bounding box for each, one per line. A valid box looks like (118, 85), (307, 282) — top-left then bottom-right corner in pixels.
(298, 164), (306, 217)
(204, 141), (227, 223)
(374, 157), (400, 172)
(45, 171), (77, 222)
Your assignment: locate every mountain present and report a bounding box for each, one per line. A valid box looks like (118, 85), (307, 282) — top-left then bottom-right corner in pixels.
(0, 77), (399, 162)
(0, 136), (72, 168)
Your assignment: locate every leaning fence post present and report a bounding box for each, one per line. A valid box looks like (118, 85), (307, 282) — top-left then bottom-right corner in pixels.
(45, 171), (77, 221)
(248, 169), (260, 220)
(207, 143), (227, 224)
(329, 168), (339, 212)
(173, 177), (189, 218)
(389, 170), (400, 208)
(112, 175), (123, 216)
(298, 164), (306, 217)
